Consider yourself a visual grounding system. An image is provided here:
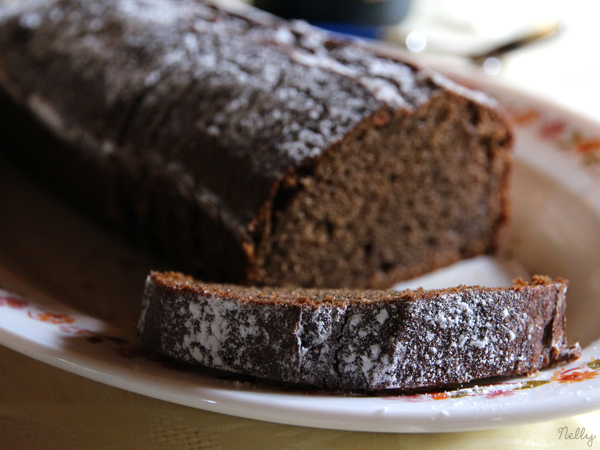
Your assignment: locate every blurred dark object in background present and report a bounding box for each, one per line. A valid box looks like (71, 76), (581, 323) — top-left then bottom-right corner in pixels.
(253, 0), (412, 39)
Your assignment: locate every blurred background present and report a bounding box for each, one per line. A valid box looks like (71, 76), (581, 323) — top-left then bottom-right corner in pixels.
(250, 0), (600, 122)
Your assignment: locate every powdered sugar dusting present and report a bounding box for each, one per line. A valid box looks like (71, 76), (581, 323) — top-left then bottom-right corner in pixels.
(186, 293), (238, 366)
(171, 290), (281, 372)
(117, 0), (181, 26)
(359, 77), (406, 108)
(294, 304), (347, 385)
(375, 309), (389, 325)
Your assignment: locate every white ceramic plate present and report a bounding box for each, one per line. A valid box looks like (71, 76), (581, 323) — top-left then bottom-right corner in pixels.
(1, 68), (600, 433)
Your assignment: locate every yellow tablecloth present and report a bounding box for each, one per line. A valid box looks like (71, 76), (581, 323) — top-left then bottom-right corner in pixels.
(1, 345), (598, 449)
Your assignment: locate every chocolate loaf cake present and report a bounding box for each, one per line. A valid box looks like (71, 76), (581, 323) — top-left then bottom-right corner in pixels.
(139, 272), (581, 391)
(0, 0), (512, 288)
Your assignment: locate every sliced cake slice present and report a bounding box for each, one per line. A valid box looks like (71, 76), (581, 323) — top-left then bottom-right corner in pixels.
(138, 272), (581, 391)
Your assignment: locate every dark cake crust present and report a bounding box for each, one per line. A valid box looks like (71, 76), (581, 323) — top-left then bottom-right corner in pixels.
(138, 272), (581, 390)
(0, 0), (512, 288)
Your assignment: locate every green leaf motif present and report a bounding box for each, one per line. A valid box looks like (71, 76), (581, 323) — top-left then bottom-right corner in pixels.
(449, 391), (469, 399)
(586, 359), (600, 370)
(583, 153), (600, 167)
(514, 380), (551, 390)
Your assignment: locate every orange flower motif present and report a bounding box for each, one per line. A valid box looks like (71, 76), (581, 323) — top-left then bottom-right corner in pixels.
(28, 311), (75, 324)
(561, 131), (600, 154)
(511, 109), (541, 126)
(575, 138), (600, 154)
(430, 392), (450, 401)
(552, 367), (599, 384)
(0, 296), (28, 309)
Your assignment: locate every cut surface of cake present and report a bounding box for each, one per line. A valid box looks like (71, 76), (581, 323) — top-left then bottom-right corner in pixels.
(138, 272), (581, 391)
(0, 0), (512, 288)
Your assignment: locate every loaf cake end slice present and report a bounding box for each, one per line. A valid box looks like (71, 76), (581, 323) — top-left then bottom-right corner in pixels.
(138, 272), (581, 391)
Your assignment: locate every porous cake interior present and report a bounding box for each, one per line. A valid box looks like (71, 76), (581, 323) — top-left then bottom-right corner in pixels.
(255, 92), (512, 288)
